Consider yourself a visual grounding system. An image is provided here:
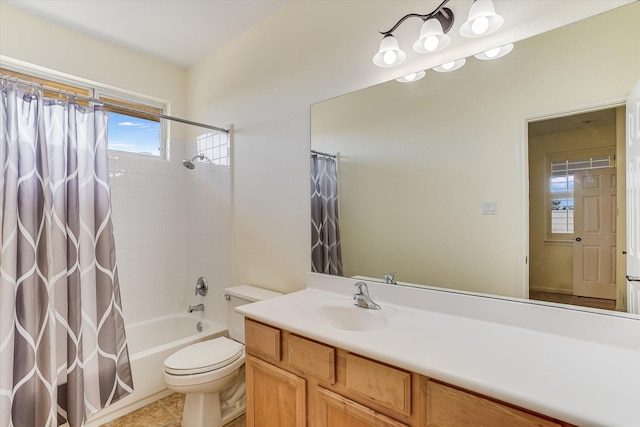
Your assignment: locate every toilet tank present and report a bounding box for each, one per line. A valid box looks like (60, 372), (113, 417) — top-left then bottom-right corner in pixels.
(224, 285), (282, 343)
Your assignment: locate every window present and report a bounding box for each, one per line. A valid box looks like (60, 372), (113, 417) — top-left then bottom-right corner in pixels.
(549, 156), (611, 235)
(196, 131), (230, 166)
(100, 96), (164, 157)
(0, 67), (166, 158)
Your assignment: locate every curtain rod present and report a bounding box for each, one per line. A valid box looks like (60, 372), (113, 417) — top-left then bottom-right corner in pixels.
(311, 150), (336, 158)
(1, 75), (229, 134)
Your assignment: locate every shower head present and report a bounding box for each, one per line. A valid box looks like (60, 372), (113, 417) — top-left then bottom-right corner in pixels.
(182, 159), (196, 169)
(182, 153), (207, 169)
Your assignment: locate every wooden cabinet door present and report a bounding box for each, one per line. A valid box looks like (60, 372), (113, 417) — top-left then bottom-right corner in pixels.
(317, 387), (409, 427)
(423, 380), (562, 427)
(246, 355), (306, 427)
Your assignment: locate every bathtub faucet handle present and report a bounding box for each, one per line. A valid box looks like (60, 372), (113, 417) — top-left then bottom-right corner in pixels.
(195, 276), (208, 296)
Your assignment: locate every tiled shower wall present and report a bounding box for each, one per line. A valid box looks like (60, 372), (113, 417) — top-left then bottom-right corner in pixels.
(185, 132), (233, 326)
(108, 134), (232, 326)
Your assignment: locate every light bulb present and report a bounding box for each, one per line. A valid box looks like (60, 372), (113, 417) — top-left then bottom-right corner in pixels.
(472, 16), (489, 35)
(396, 70), (426, 83)
(474, 43), (513, 60)
(423, 35), (439, 52)
(485, 47), (501, 58)
(383, 50), (397, 65)
(442, 61), (455, 70)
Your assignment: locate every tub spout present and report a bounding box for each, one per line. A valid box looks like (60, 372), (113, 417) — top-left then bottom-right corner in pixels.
(188, 303), (204, 313)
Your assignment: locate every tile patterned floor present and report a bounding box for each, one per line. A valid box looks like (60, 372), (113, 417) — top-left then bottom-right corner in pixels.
(101, 393), (246, 427)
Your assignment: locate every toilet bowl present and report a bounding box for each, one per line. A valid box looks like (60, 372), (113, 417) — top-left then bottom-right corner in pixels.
(163, 285), (282, 427)
(163, 337), (246, 427)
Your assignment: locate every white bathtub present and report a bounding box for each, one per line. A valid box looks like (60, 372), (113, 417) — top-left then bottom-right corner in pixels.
(85, 313), (226, 427)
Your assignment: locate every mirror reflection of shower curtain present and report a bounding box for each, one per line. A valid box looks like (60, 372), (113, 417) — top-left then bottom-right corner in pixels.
(0, 85), (133, 427)
(311, 153), (343, 275)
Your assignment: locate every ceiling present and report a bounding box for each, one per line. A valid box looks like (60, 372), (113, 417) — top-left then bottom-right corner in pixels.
(2, 0), (632, 73)
(2, 0), (291, 68)
(528, 109), (618, 138)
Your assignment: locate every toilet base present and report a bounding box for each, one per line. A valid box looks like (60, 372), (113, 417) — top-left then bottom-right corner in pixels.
(183, 392), (221, 427)
(181, 393), (246, 427)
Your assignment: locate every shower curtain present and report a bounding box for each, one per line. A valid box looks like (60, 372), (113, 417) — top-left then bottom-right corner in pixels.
(0, 84), (133, 427)
(311, 153), (343, 275)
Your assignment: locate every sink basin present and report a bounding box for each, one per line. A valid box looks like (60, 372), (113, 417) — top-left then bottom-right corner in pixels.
(293, 298), (393, 332)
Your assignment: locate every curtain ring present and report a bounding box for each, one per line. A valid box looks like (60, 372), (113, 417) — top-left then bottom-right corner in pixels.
(29, 82), (38, 100)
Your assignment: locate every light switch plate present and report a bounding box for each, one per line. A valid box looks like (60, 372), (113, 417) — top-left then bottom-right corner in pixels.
(482, 200), (498, 215)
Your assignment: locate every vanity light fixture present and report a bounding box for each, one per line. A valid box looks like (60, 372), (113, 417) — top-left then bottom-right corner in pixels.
(374, 0), (505, 68)
(432, 58), (466, 72)
(474, 43), (514, 60)
(373, 35), (407, 67)
(459, 0), (504, 38)
(373, 0), (455, 67)
(396, 70), (426, 83)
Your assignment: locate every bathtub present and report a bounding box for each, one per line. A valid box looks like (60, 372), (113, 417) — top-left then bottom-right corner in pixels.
(85, 313), (226, 427)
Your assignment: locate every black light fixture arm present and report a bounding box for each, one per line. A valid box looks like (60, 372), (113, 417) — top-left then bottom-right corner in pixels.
(380, 0), (454, 36)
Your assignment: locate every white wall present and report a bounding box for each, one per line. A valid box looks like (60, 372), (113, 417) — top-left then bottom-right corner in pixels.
(0, 4), (186, 115)
(186, 0), (636, 294)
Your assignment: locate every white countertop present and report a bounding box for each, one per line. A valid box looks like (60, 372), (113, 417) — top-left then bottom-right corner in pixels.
(237, 274), (640, 427)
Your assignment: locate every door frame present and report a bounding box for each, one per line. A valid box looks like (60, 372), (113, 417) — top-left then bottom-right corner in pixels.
(521, 97), (627, 308)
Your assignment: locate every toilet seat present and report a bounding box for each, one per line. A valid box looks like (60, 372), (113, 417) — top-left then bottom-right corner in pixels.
(164, 337), (244, 376)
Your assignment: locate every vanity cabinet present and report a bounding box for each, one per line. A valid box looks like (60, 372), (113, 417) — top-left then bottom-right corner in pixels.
(244, 318), (575, 427)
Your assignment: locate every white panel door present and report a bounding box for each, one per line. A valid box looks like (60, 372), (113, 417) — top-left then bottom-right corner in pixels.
(627, 80), (640, 314)
(573, 168), (617, 299)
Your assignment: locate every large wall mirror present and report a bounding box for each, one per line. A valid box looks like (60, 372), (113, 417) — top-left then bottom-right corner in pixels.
(311, 3), (640, 317)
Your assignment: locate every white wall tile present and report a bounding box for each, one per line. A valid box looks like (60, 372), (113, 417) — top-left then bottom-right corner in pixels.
(108, 133), (231, 326)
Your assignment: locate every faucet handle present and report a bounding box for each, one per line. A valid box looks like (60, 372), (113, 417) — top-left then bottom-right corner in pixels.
(353, 281), (368, 295)
(195, 276), (208, 296)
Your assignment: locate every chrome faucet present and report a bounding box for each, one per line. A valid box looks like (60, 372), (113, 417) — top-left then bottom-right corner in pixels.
(195, 276), (208, 296)
(353, 282), (381, 310)
(188, 303), (204, 313)
(383, 273), (396, 284)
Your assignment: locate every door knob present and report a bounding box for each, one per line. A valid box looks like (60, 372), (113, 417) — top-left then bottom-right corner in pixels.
(575, 237), (582, 242)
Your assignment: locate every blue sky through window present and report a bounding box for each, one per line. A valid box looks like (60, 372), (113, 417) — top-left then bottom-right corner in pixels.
(107, 112), (161, 156)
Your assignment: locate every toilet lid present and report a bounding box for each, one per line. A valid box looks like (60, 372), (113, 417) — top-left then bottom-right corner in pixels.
(164, 337), (244, 375)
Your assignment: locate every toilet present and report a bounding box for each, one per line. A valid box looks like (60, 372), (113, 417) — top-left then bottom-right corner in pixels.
(163, 285), (282, 427)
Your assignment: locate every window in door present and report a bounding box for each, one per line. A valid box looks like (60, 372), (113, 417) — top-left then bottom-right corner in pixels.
(549, 156), (612, 239)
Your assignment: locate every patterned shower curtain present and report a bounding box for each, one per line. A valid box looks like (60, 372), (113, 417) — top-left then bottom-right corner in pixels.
(0, 84), (133, 427)
(311, 153), (343, 275)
